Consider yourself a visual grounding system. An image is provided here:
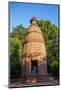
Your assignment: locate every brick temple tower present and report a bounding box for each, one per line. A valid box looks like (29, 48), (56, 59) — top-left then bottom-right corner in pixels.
(21, 17), (48, 82)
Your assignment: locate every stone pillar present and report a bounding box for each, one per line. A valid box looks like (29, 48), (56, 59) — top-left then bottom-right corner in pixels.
(42, 59), (48, 76)
(38, 59), (42, 75)
(25, 57), (31, 76)
(21, 58), (26, 76)
(38, 58), (48, 76)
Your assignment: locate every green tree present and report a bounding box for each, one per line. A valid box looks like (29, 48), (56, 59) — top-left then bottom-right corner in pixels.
(10, 24), (27, 44)
(10, 37), (22, 78)
(38, 20), (59, 77)
(10, 25), (27, 78)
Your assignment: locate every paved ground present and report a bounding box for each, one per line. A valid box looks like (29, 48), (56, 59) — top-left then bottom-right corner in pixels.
(9, 79), (59, 88)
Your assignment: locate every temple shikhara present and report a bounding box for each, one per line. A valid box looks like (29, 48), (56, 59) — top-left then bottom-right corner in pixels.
(21, 17), (48, 83)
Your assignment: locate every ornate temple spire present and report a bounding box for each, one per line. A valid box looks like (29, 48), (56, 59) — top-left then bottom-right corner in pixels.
(21, 17), (48, 78)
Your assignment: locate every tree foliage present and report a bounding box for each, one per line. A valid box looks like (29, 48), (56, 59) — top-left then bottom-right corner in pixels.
(38, 20), (59, 77)
(10, 25), (27, 78)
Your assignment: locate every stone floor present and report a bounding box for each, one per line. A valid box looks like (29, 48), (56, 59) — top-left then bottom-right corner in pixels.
(9, 79), (59, 88)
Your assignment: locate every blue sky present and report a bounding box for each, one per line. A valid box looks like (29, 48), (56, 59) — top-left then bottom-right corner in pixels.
(9, 2), (59, 32)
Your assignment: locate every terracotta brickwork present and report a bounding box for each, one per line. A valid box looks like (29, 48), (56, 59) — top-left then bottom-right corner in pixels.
(21, 17), (48, 81)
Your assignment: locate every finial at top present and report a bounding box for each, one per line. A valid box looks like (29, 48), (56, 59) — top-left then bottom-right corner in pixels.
(30, 17), (38, 24)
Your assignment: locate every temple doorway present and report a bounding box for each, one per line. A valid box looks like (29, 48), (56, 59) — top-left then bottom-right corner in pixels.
(31, 60), (38, 75)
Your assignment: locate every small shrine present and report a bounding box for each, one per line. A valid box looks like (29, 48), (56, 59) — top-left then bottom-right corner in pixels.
(21, 17), (48, 83)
